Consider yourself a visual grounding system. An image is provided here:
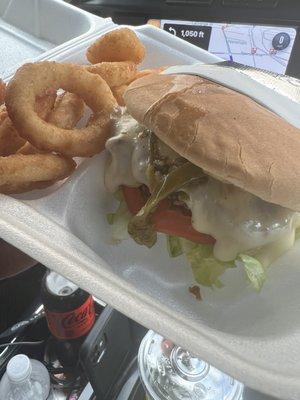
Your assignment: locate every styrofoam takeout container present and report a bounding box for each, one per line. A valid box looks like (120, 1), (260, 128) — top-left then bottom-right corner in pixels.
(0, 0), (110, 77)
(1, 23), (300, 400)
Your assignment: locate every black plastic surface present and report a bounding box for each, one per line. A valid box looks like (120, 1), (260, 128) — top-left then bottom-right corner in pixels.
(71, 0), (300, 25)
(80, 306), (146, 400)
(71, 0), (300, 77)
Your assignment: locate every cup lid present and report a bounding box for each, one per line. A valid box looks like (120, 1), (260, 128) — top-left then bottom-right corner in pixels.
(138, 331), (244, 400)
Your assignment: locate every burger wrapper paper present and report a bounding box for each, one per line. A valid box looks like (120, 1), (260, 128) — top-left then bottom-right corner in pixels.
(164, 62), (300, 128)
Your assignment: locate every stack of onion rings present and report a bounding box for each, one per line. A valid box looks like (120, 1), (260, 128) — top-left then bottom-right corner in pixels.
(1, 27), (166, 195)
(6, 62), (117, 157)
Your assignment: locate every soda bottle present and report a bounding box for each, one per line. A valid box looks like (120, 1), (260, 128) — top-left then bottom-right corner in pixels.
(41, 271), (95, 369)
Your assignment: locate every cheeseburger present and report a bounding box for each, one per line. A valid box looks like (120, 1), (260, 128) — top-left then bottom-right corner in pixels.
(104, 73), (300, 290)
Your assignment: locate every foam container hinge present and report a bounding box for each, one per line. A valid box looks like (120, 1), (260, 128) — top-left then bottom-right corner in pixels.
(1, 23), (300, 400)
(0, 0), (110, 77)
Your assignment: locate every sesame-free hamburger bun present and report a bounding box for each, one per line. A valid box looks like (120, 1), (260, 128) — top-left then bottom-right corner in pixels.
(124, 73), (300, 211)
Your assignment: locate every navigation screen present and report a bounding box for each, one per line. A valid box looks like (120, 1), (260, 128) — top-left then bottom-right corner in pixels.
(155, 20), (297, 74)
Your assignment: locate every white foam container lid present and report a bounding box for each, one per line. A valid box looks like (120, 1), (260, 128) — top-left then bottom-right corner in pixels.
(0, 0), (110, 77)
(1, 23), (300, 400)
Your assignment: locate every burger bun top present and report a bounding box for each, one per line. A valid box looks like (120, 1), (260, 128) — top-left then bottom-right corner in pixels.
(124, 73), (300, 211)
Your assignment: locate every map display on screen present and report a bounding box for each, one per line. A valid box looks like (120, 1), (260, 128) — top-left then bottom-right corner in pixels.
(160, 20), (297, 74)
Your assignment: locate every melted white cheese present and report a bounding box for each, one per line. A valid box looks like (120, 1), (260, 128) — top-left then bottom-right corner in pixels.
(104, 112), (300, 264)
(105, 111), (150, 193)
(184, 179), (300, 262)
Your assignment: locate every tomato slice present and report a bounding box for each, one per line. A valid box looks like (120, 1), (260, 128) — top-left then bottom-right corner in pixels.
(153, 209), (215, 245)
(122, 185), (145, 215)
(122, 186), (215, 245)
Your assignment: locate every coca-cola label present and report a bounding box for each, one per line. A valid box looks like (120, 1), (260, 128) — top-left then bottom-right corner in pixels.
(45, 295), (95, 339)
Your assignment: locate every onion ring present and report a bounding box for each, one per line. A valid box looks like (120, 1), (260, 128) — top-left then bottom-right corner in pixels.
(0, 79), (5, 105)
(18, 92), (85, 154)
(112, 85), (127, 106)
(0, 105), (7, 124)
(0, 154), (76, 194)
(0, 89), (56, 156)
(17, 142), (43, 155)
(0, 116), (26, 156)
(128, 66), (168, 84)
(6, 62), (117, 157)
(86, 28), (145, 64)
(48, 92), (85, 129)
(35, 89), (57, 117)
(86, 61), (137, 88)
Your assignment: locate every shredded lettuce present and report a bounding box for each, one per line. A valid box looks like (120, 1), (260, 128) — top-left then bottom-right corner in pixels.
(167, 235), (183, 257)
(106, 213), (115, 225)
(106, 193), (132, 244)
(165, 236), (266, 291)
(237, 254), (266, 292)
(179, 237), (198, 253)
(186, 242), (235, 288)
(165, 237), (234, 288)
